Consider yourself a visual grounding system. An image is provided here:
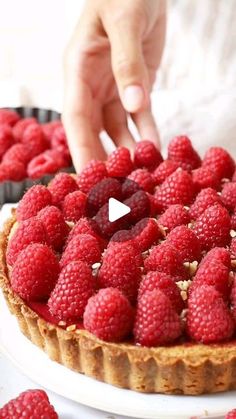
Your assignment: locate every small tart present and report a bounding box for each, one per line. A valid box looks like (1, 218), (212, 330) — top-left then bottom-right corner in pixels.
(1, 215), (236, 395)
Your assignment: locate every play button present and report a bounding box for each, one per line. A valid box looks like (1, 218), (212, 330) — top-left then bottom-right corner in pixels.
(108, 197), (131, 222)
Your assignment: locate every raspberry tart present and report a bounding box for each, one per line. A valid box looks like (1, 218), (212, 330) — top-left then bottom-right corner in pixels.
(1, 138), (236, 395)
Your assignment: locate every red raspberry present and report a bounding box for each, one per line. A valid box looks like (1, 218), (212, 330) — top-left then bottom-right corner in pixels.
(155, 169), (196, 210)
(134, 140), (163, 170)
(0, 109), (20, 126)
(134, 289), (182, 346)
(233, 170), (236, 182)
(2, 143), (31, 165)
(147, 192), (162, 216)
(225, 409), (236, 419)
(27, 150), (68, 179)
(109, 229), (134, 247)
(138, 272), (184, 314)
(0, 124), (14, 159)
(106, 147), (134, 177)
(131, 218), (162, 252)
(187, 285), (234, 343)
(48, 172), (78, 207)
(41, 120), (62, 142)
(95, 202), (127, 238)
(230, 238), (236, 258)
(124, 190), (150, 224)
(192, 166), (221, 191)
(0, 160), (26, 182)
(193, 204), (231, 250)
(189, 187), (222, 220)
(157, 204), (190, 231)
(77, 160), (108, 193)
(231, 212), (236, 230)
(0, 389), (58, 419)
(168, 135), (201, 171)
(221, 182), (236, 211)
(66, 217), (106, 250)
(51, 125), (71, 163)
(12, 117), (37, 141)
(6, 218), (48, 266)
(144, 242), (188, 280)
(198, 247), (231, 269)
(62, 190), (87, 222)
(202, 147), (235, 180)
(123, 168), (155, 195)
(37, 205), (69, 251)
(22, 124), (48, 158)
(16, 185), (52, 221)
(11, 243), (59, 301)
(191, 261), (230, 299)
(152, 160), (179, 185)
(87, 177), (122, 216)
(98, 243), (142, 302)
(60, 233), (101, 268)
(230, 276), (236, 322)
(84, 288), (134, 342)
(166, 225), (201, 262)
(48, 261), (95, 322)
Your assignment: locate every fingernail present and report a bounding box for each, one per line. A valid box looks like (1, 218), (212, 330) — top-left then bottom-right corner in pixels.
(123, 85), (145, 112)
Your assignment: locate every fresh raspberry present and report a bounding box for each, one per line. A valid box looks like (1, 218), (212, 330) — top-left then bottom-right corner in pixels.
(202, 147), (235, 180)
(199, 247), (231, 269)
(37, 205), (69, 251)
(21, 124), (48, 158)
(221, 182), (236, 211)
(66, 217), (106, 250)
(131, 218), (162, 252)
(191, 261), (230, 299)
(192, 166), (221, 191)
(27, 149), (68, 179)
(157, 204), (190, 231)
(189, 187), (222, 220)
(168, 135), (201, 171)
(193, 204), (231, 250)
(98, 243), (142, 302)
(134, 289), (182, 346)
(48, 172), (78, 207)
(0, 160), (26, 182)
(152, 160), (179, 185)
(144, 242), (188, 280)
(124, 190), (150, 224)
(60, 233), (101, 268)
(48, 261), (95, 322)
(225, 409), (236, 419)
(154, 169), (196, 210)
(16, 185), (52, 221)
(187, 285), (234, 343)
(122, 168), (155, 196)
(0, 124), (14, 159)
(230, 275), (236, 322)
(138, 272), (184, 314)
(230, 238), (236, 258)
(106, 147), (134, 177)
(41, 120), (62, 142)
(87, 177), (122, 216)
(77, 160), (108, 193)
(134, 140), (163, 170)
(84, 288), (134, 342)
(231, 212), (236, 230)
(62, 191), (87, 222)
(95, 202), (127, 238)
(11, 243), (59, 301)
(233, 170), (236, 182)
(166, 225), (201, 262)
(6, 218), (48, 266)
(51, 125), (71, 163)
(0, 109), (20, 126)
(0, 389), (58, 419)
(109, 229), (134, 247)
(2, 143), (31, 165)
(147, 192), (162, 216)
(12, 117), (37, 141)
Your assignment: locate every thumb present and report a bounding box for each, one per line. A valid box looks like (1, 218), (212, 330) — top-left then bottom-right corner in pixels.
(102, 10), (149, 113)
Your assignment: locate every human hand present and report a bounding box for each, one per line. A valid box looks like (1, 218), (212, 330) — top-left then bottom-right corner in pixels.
(63, 0), (166, 172)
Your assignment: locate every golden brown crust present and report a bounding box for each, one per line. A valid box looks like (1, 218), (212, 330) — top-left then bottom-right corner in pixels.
(1, 216), (236, 394)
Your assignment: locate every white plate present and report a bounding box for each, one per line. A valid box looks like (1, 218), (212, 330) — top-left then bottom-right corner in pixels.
(0, 204), (236, 419)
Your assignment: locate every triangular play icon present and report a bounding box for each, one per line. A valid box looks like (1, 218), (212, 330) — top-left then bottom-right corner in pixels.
(108, 198), (131, 222)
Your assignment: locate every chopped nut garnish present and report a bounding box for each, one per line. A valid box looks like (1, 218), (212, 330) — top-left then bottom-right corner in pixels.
(66, 324), (76, 332)
(58, 321), (66, 327)
(181, 290), (188, 301)
(176, 279), (192, 292)
(92, 262), (101, 269)
(230, 230), (236, 238)
(231, 259), (236, 268)
(66, 221), (75, 228)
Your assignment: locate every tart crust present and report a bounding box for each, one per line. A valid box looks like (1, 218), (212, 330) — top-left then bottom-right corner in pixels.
(1, 215), (236, 395)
